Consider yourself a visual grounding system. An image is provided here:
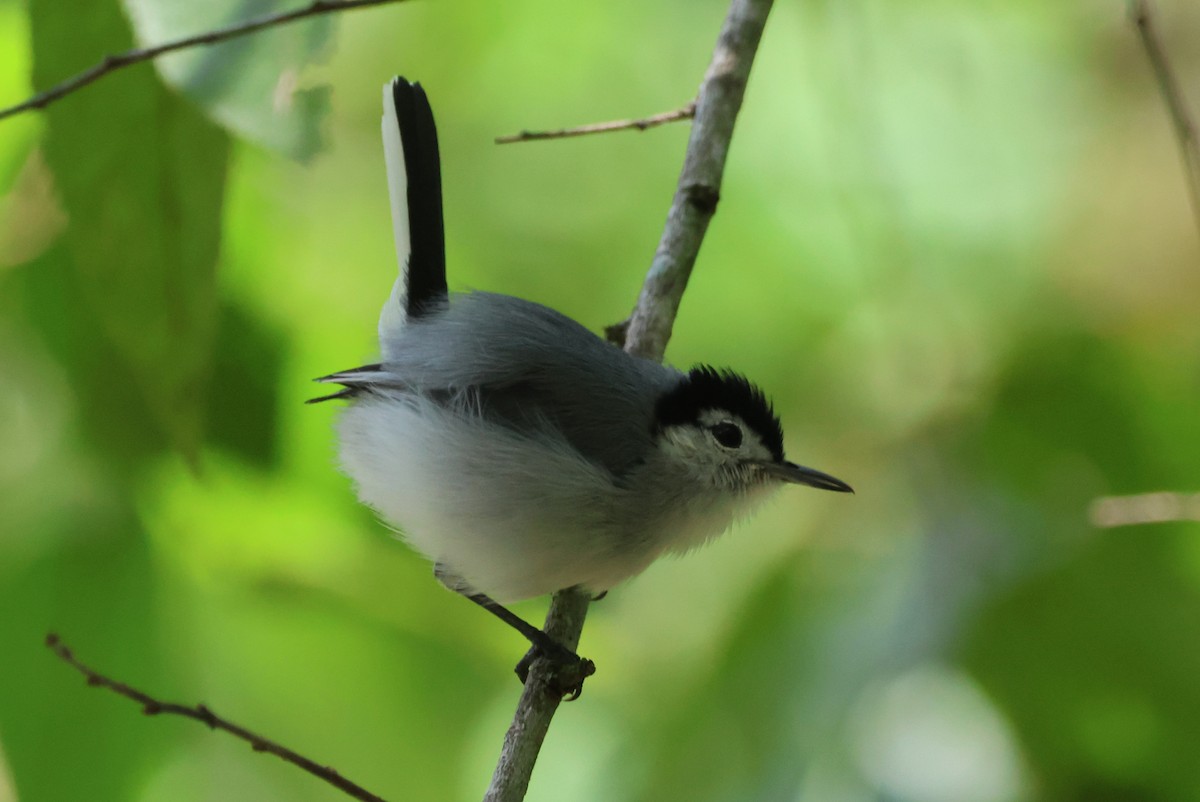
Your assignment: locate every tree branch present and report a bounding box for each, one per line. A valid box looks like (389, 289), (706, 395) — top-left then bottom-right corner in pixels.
(1128, 0), (1200, 238)
(495, 101), (696, 145)
(483, 0), (774, 799)
(621, 0), (772, 362)
(482, 588), (592, 802)
(46, 634), (387, 802)
(0, 0), (409, 123)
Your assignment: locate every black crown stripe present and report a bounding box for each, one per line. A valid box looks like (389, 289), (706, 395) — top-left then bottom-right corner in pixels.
(655, 365), (785, 462)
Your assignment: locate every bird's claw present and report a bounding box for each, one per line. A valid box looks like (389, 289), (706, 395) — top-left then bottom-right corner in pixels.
(515, 640), (596, 701)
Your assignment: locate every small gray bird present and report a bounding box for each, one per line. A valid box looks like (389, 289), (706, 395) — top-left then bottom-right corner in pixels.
(311, 78), (851, 688)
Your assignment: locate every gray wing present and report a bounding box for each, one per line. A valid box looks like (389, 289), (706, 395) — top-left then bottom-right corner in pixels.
(320, 291), (682, 477)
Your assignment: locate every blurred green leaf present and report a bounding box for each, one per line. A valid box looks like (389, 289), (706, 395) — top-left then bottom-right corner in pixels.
(0, 511), (169, 802)
(624, 552), (898, 802)
(122, 0), (333, 161)
(17, 246), (169, 466)
(205, 299), (287, 468)
(965, 527), (1200, 802)
(30, 0), (229, 463)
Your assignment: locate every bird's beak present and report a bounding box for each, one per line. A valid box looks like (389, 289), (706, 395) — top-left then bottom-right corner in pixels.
(760, 461), (854, 493)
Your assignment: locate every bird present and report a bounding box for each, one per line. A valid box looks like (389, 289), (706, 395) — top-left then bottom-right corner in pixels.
(310, 77), (852, 691)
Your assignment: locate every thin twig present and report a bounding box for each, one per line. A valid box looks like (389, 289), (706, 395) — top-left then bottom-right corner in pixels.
(0, 0), (408, 123)
(495, 101), (696, 145)
(1090, 491), (1200, 527)
(1129, 0), (1200, 237)
(46, 634), (386, 802)
(482, 0), (775, 799)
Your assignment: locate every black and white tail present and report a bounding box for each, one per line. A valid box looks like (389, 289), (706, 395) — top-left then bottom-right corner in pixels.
(379, 77), (447, 347)
(308, 78), (446, 405)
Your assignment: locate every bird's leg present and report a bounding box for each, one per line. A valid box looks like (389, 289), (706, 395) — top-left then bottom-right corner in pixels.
(458, 590), (595, 699)
(462, 591), (573, 661)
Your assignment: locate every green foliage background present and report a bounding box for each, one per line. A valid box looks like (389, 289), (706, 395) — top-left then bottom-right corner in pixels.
(2, 0), (1199, 800)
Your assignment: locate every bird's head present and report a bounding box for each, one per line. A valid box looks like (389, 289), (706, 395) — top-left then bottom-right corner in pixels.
(653, 366), (852, 495)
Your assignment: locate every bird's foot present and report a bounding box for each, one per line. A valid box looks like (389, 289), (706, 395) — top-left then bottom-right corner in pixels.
(514, 634), (596, 701)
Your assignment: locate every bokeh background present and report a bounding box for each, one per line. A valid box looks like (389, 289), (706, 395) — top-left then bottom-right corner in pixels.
(2, 0), (1199, 800)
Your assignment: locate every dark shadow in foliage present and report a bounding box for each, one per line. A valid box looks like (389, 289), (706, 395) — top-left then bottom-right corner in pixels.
(204, 298), (287, 469)
(15, 244), (170, 474)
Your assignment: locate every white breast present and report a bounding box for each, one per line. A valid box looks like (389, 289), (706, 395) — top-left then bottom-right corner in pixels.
(336, 393), (656, 601)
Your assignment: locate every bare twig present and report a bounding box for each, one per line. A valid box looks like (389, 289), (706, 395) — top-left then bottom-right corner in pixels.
(0, 0), (408, 123)
(46, 634), (386, 802)
(483, 0), (775, 799)
(495, 101), (696, 145)
(1129, 0), (1200, 237)
(1090, 491), (1200, 527)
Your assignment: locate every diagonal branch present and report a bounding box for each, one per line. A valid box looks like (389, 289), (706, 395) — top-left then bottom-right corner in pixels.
(46, 634), (387, 802)
(482, 1), (775, 800)
(1128, 0), (1200, 238)
(495, 101), (696, 145)
(622, 0), (772, 362)
(0, 0), (409, 123)
(481, 588), (592, 802)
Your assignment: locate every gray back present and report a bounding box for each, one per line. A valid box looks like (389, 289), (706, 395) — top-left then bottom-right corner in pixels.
(381, 291), (682, 477)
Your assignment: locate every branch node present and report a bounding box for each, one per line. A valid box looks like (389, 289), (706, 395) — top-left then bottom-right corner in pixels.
(604, 318), (631, 347)
(196, 704), (219, 727)
(685, 183), (721, 215)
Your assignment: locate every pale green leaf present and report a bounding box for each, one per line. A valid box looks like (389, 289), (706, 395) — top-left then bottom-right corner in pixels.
(31, 0), (229, 461)
(122, 0), (333, 161)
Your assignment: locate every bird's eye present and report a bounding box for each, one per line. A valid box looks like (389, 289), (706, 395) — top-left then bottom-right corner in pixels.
(710, 422), (743, 449)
